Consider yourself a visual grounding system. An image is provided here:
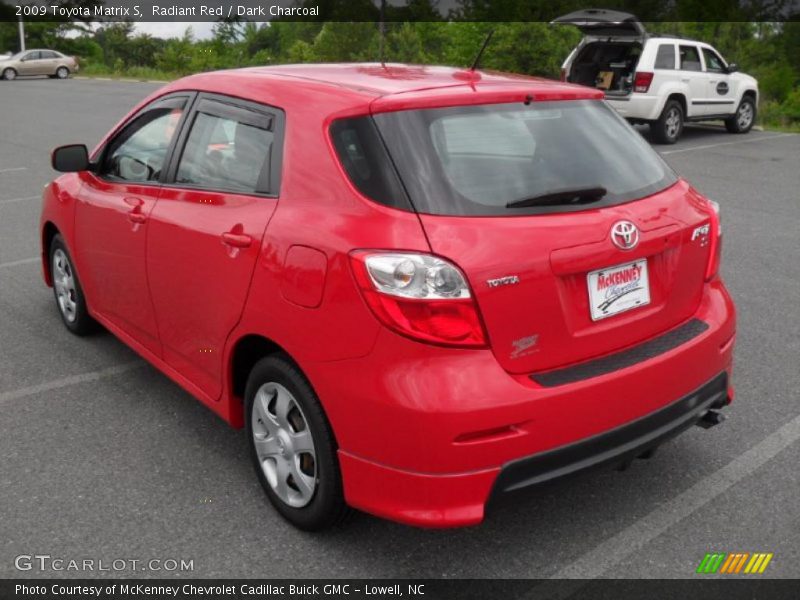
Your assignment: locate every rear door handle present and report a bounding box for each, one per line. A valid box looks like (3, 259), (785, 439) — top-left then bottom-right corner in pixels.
(221, 232), (252, 248)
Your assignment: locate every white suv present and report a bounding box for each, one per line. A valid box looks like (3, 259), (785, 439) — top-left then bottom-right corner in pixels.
(554, 9), (759, 143)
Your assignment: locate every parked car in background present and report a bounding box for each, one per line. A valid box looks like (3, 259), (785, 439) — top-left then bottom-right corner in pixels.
(1, 49), (78, 80)
(41, 64), (735, 530)
(554, 9), (759, 143)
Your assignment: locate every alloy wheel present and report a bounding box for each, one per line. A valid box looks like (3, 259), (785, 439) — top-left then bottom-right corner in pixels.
(52, 249), (78, 322)
(665, 108), (681, 139)
(251, 382), (317, 508)
(737, 103), (753, 129)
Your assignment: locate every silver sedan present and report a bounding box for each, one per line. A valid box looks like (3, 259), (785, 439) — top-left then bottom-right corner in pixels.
(1, 49), (79, 80)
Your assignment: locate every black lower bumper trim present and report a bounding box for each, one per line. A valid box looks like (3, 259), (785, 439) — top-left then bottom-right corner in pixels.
(531, 319), (710, 387)
(491, 372), (728, 497)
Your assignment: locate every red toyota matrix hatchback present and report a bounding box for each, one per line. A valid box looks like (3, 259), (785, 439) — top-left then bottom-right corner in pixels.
(41, 64), (735, 530)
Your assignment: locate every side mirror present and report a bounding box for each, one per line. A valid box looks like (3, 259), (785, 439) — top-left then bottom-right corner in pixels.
(726, 63), (739, 73)
(52, 144), (90, 172)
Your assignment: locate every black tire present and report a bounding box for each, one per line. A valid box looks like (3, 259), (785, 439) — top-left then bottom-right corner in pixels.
(245, 354), (349, 531)
(725, 96), (756, 133)
(56, 66), (69, 79)
(651, 99), (684, 144)
(49, 234), (96, 335)
(2, 67), (17, 81)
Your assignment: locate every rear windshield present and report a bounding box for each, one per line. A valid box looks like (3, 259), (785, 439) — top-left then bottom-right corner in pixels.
(332, 100), (677, 216)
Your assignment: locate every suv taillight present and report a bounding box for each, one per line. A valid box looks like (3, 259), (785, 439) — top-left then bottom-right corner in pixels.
(350, 251), (487, 347)
(633, 71), (654, 93)
(705, 200), (722, 281)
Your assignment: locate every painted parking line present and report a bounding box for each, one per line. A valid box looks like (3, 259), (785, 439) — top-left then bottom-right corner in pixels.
(0, 257), (39, 270)
(0, 167), (28, 174)
(530, 411), (800, 587)
(0, 362), (144, 405)
(0, 195), (39, 206)
(660, 132), (795, 155)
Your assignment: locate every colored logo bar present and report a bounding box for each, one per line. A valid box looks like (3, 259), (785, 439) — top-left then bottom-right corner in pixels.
(697, 552), (773, 574)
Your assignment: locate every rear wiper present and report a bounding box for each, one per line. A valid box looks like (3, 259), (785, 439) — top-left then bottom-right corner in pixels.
(506, 186), (607, 208)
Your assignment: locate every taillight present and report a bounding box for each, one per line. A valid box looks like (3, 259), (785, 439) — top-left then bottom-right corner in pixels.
(350, 251), (487, 347)
(633, 71), (654, 93)
(560, 68), (567, 82)
(705, 200), (722, 281)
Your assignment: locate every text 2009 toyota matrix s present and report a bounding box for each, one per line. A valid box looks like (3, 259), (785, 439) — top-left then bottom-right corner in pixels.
(41, 64), (735, 530)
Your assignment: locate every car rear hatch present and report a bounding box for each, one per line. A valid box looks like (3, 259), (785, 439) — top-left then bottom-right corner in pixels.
(553, 10), (646, 95)
(371, 98), (716, 376)
(551, 8), (645, 37)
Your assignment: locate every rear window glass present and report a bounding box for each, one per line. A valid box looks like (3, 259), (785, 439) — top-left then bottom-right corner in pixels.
(655, 44), (676, 69)
(361, 100), (677, 216)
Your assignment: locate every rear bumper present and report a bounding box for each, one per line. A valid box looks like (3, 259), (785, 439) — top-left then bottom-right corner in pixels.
(491, 371), (728, 497)
(313, 281), (735, 527)
(339, 371), (729, 527)
(607, 94), (663, 121)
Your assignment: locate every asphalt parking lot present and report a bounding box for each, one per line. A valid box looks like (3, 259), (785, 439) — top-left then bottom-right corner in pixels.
(1, 78), (799, 580)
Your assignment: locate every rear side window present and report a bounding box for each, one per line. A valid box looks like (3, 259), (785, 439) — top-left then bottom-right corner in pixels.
(654, 44), (676, 69)
(330, 117), (410, 210)
(680, 45), (702, 71)
(176, 102), (274, 194)
(371, 100), (678, 216)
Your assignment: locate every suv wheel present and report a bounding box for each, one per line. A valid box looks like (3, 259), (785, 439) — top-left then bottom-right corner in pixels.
(651, 100), (684, 144)
(245, 355), (349, 530)
(726, 96), (756, 133)
(50, 234), (96, 335)
(2, 68), (17, 81)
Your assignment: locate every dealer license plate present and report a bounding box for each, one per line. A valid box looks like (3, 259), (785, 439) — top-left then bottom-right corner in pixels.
(587, 259), (650, 321)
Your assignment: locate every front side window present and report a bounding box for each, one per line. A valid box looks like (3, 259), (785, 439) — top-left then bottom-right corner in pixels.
(175, 107), (273, 194)
(702, 48), (725, 73)
(679, 45), (702, 71)
(654, 44), (676, 69)
(101, 102), (185, 182)
(356, 100), (677, 216)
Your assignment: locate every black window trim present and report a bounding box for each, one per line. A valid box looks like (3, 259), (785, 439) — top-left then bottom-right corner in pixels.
(162, 92), (286, 198)
(93, 91), (198, 187)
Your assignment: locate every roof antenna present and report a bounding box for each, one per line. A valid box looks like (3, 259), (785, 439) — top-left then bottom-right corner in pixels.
(379, 0), (386, 68)
(470, 29), (494, 72)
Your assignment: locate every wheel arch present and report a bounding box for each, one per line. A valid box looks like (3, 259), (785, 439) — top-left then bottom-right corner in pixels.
(228, 334), (318, 426)
(41, 221), (60, 286)
(741, 87), (758, 105)
(665, 92), (687, 116)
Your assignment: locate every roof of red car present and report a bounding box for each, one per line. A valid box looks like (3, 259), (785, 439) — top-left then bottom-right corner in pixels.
(162, 63), (602, 116)
(180, 63), (598, 97)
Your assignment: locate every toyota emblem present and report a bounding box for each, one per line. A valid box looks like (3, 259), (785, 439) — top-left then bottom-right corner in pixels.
(610, 221), (640, 250)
